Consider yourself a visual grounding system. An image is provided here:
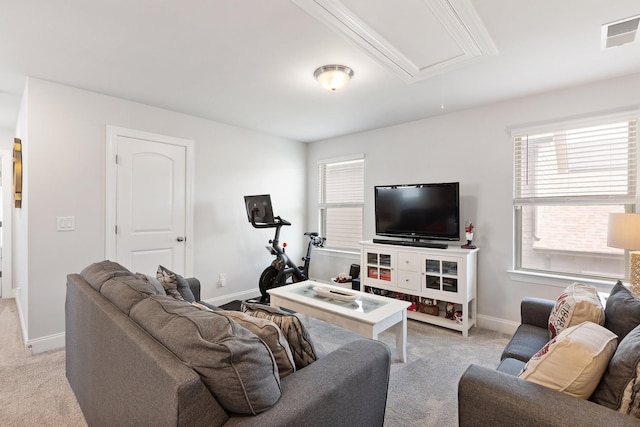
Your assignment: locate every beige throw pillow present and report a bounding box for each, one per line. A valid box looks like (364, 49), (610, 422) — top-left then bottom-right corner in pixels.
(548, 282), (604, 338)
(519, 321), (617, 399)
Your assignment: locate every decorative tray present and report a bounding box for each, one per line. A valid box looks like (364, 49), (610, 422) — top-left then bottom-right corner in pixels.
(313, 286), (358, 302)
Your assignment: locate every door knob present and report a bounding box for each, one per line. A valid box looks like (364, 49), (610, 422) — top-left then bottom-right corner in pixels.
(177, 236), (185, 242)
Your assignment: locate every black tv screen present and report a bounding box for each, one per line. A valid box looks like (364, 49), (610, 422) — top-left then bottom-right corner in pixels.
(374, 182), (460, 241)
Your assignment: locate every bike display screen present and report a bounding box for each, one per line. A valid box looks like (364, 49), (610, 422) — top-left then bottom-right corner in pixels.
(244, 194), (275, 224)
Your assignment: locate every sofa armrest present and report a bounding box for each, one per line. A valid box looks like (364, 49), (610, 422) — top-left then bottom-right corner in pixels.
(186, 277), (201, 302)
(224, 339), (391, 427)
(458, 364), (639, 427)
(521, 297), (555, 329)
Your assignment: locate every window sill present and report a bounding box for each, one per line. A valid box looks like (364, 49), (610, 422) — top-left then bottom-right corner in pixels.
(315, 247), (360, 257)
(507, 269), (618, 291)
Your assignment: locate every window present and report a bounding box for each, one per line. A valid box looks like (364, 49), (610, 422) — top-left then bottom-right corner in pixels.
(319, 157), (364, 250)
(513, 117), (637, 280)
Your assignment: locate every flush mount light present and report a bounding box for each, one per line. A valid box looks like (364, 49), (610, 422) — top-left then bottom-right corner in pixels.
(314, 64), (354, 91)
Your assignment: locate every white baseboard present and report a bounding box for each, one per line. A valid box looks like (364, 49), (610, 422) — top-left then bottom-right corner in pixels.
(477, 314), (519, 336)
(202, 289), (260, 307)
(13, 293), (66, 354)
(27, 332), (65, 354)
(13, 291), (29, 346)
(11, 288), (258, 355)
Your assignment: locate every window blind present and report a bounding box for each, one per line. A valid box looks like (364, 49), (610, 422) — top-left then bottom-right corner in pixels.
(319, 158), (364, 250)
(319, 159), (365, 204)
(514, 120), (637, 205)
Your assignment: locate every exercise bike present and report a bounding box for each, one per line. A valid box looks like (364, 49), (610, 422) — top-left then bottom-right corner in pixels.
(245, 195), (325, 302)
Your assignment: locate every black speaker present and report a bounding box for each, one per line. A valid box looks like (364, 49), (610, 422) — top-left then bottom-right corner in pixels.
(349, 264), (360, 279)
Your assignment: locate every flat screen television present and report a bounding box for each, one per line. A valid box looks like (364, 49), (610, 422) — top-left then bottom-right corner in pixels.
(374, 182), (460, 241)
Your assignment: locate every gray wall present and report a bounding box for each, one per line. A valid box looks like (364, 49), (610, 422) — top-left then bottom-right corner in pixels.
(15, 78), (306, 352)
(13, 71), (640, 350)
(307, 72), (640, 334)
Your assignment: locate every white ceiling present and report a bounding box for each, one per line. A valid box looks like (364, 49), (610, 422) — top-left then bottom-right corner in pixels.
(0, 0), (639, 142)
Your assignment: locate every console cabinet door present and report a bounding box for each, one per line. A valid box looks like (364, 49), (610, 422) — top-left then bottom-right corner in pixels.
(363, 249), (396, 288)
(422, 255), (463, 300)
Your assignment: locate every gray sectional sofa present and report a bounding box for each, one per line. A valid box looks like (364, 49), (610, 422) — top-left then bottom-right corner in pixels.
(458, 288), (640, 426)
(65, 261), (391, 427)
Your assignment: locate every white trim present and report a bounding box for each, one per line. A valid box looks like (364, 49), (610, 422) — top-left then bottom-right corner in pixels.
(15, 288), (26, 336)
(507, 269), (617, 291)
(27, 332), (65, 354)
(476, 314), (519, 336)
(508, 108), (640, 137)
(201, 289), (260, 307)
(0, 149), (12, 299)
(317, 153), (365, 165)
(105, 126), (195, 276)
(315, 247), (360, 257)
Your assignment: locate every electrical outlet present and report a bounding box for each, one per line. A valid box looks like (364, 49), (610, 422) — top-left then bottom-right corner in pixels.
(218, 273), (226, 287)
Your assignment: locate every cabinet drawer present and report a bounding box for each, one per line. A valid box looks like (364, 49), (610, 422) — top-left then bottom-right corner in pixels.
(398, 251), (419, 271)
(397, 270), (420, 291)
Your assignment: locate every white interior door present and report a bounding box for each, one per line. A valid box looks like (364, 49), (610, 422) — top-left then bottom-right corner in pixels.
(107, 127), (193, 276)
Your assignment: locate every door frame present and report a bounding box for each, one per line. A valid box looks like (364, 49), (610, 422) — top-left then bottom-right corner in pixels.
(1, 149), (12, 298)
(105, 126), (195, 276)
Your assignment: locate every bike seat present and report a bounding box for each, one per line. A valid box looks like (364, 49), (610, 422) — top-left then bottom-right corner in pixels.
(305, 232), (319, 237)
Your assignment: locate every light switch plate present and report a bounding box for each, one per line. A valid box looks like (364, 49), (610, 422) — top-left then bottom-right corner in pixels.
(57, 216), (75, 231)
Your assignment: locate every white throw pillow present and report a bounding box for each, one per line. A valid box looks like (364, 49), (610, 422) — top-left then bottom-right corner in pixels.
(519, 321), (617, 399)
(548, 282), (604, 338)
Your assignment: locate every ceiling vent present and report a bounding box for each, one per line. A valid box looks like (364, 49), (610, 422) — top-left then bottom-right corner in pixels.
(602, 15), (639, 49)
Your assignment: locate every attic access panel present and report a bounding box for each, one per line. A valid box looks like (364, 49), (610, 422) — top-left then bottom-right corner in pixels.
(293, 0), (497, 83)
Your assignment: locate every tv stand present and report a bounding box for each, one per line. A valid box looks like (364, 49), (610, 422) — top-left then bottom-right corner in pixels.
(372, 238), (448, 249)
(360, 241), (478, 336)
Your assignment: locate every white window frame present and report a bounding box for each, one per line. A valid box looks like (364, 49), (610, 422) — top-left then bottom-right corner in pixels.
(318, 154), (365, 252)
(511, 112), (639, 285)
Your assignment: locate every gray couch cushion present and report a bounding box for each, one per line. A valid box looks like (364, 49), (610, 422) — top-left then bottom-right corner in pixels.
(501, 324), (550, 363)
(130, 296), (281, 415)
(100, 276), (160, 315)
(241, 301), (317, 369)
(605, 281), (640, 342)
(497, 357), (526, 376)
(592, 324), (640, 414)
(80, 260), (136, 291)
(210, 309), (296, 378)
(136, 273), (167, 296)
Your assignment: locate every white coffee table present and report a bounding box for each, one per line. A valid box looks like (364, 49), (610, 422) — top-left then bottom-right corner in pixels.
(268, 280), (411, 362)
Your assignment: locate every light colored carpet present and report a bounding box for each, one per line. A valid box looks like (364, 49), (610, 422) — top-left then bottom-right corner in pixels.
(0, 299), (86, 427)
(0, 298), (509, 426)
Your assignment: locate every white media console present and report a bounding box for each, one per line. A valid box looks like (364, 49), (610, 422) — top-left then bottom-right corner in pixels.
(359, 240), (478, 336)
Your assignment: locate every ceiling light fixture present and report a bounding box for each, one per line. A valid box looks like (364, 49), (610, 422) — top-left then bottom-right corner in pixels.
(314, 64), (354, 92)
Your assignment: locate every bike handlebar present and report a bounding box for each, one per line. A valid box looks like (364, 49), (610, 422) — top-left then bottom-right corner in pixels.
(250, 210), (291, 229)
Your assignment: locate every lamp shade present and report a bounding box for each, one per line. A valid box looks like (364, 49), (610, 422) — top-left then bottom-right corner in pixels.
(314, 65), (353, 91)
(608, 213), (640, 249)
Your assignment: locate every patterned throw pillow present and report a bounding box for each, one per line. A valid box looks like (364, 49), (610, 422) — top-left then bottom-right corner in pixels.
(241, 301), (317, 369)
(519, 321), (617, 399)
(156, 265), (195, 302)
(548, 282), (605, 338)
